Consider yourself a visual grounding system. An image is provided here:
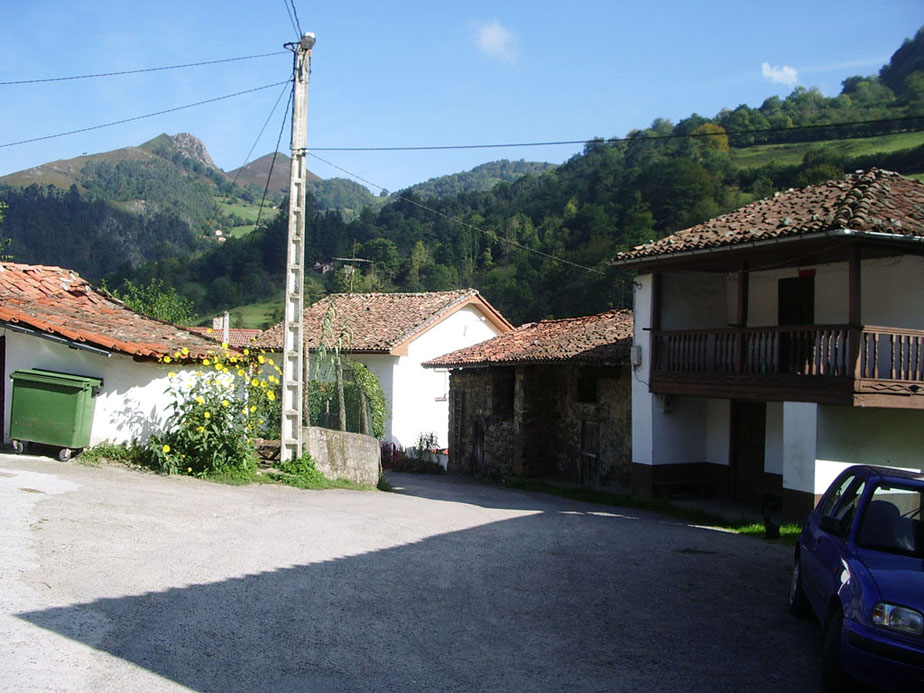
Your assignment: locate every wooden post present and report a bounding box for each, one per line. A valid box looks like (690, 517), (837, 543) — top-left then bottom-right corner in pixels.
(848, 243), (862, 380)
(735, 263), (749, 374)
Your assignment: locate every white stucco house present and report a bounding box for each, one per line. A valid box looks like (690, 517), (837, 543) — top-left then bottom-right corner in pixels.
(612, 169), (924, 521)
(0, 263), (229, 452)
(257, 290), (513, 449)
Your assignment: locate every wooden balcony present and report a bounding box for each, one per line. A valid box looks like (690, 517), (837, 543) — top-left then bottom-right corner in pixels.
(650, 325), (924, 408)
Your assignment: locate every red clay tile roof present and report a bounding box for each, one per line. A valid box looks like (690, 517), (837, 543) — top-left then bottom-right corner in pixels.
(256, 290), (513, 353)
(613, 169), (924, 264)
(424, 309), (633, 368)
(0, 263), (226, 360)
(187, 327), (263, 349)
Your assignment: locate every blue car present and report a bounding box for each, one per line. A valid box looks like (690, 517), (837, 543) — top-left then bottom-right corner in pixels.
(789, 465), (924, 691)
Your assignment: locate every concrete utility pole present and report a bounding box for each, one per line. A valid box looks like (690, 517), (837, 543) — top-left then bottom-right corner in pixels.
(280, 32), (315, 461)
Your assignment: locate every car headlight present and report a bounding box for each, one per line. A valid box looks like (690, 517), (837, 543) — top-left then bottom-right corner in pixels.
(872, 603), (924, 635)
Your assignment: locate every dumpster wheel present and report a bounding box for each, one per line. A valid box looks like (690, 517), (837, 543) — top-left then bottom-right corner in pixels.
(57, 447), (72, 462)
(11, 440), (24, 454)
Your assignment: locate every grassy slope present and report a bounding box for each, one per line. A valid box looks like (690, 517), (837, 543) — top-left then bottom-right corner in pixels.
(729, 131), (924, 169)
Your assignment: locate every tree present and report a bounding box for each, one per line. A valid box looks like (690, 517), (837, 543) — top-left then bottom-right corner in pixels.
(112, 278), (195, 324)
(0, 201), (10, 261)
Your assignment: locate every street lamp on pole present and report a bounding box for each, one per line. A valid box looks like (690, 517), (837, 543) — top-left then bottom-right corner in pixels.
(280, 32), (315, 461)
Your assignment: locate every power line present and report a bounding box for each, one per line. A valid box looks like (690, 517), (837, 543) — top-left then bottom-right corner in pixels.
(205, 78), (294, 234)
(309, 115), (924, 153)
(282, 0), (300, 39)
(288, 0), (303, 36)
(255, 87), (295, 229)
(0, 52), (287, 86)
(308, 152), (605, 276)
(0, 80), (290, 149)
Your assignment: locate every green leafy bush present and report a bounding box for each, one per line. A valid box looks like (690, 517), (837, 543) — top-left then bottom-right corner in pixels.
(145, 346), (281, 481)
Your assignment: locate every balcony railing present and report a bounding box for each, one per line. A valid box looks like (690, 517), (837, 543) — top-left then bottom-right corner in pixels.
(651, 324), (924, 401)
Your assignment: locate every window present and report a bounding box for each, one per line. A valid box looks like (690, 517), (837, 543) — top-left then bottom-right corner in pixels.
(434, 368), (448, 402)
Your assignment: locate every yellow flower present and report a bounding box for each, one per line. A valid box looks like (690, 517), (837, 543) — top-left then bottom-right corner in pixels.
(250, 405), (257, 412)
(221, 342), (229, 349)
(168, 371), (177, 378)
(221, 400), (230, 407)
(251, 378), (259, 387)
(207, 327), (213, 334)
(196, 396), (205, 405)
(187, 466), (192, 473)
(162, 444), (171, 453)
(237, 369), (245, 376)
(266, 391), (275, 401)
(182, 347), (189, 356)
(197, 426), (205, 433)
(243, 348), (250, 356)
(163, 355), (172, 364)
(204, 411), (211, 419)
(258, 355), (266, 364)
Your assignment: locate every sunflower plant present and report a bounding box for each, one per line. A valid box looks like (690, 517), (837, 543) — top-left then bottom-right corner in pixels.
(146, 344), (281, 481)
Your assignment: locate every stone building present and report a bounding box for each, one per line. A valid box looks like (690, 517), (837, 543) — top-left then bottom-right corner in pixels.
(425, 310), (633, 486)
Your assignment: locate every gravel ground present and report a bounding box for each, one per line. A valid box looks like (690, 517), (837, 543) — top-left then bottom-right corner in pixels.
(0, 454), (824, 692)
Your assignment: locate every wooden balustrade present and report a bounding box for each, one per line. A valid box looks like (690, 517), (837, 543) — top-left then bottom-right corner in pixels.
(653, 325), (924, 386)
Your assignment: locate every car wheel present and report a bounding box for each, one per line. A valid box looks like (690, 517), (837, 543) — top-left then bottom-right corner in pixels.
(821, 609), (847, 691)
(57, 447), (72, 462)
(788, 560), (811, 617)
(11, 440), (24, 454)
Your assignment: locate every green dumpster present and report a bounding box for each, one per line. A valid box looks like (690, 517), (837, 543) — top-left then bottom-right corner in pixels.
(9, 369), (104, 460)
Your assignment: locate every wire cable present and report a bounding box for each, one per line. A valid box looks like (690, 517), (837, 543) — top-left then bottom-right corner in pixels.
(0, 80), (290, 149)
(256, 87), (295, 229)
(309, 115), (924, 153)
(308, 152), (605, 275)
(282, 0), (300, 39)
(289, 0), (303, 36)
(205, 78), (294, 234)
(0, 52), (287, 86)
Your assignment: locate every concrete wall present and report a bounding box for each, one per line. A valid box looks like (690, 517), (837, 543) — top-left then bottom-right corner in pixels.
(304, 426), (380, 486)
(2, 329), (184, 447)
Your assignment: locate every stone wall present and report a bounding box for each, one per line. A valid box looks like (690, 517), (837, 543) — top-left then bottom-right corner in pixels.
(304, 426), (381, 486)
(448, 364), (631, 486)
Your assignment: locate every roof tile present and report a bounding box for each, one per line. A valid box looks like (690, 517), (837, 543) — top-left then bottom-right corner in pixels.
(0, 263), (226, 360)
(425, 309), (633, 368)
(614, 169), (924, 263)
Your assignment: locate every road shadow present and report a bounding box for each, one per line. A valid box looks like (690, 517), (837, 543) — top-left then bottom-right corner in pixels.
(18, 504), (824, 692)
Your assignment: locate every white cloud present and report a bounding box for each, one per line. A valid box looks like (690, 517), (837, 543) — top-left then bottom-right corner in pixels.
(762, 62), (799, 86)
(477, 19), (518, 64)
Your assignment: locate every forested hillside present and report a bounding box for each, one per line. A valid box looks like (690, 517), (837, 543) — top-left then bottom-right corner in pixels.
(101, 28), (924, 326)
(4, 28), (924, 326)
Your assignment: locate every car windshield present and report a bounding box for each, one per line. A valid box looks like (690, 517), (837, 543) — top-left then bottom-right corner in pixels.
(856, 483), (924, 558)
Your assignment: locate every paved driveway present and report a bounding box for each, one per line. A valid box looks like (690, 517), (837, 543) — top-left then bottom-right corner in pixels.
(1, 455), (823, 691)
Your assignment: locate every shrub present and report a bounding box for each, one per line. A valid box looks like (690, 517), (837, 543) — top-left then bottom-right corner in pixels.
(145, 345), (280, 481)
(392, 432), (445, 474)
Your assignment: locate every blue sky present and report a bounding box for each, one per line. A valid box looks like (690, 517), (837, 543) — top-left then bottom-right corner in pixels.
(0, 1), (920, 193)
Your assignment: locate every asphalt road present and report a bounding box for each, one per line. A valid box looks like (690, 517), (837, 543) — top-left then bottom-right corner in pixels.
(0, 454), (824, 692)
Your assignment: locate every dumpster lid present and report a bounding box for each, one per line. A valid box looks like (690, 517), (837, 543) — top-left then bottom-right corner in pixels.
(10, 369), (103, 389)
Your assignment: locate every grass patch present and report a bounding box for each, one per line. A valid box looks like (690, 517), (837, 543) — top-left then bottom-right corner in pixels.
(729, 131), (924, 170)
(79, 441), (148, 467)
(256, 453), (369, 491)
(503, 478), (800, 544)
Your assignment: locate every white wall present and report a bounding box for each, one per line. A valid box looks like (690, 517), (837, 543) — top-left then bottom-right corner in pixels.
(398, 305), (503, 449)
(704, 399), (730, 466)
(632, 274), (654, 465)
(661, 272), (727, 330)
(2, 330), (180, 447)
(781, 402), (818, 494)
(764, 402), (784, 476)
(862, 255), (924, 328)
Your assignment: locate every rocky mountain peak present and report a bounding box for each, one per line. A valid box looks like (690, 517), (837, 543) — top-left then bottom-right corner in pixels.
(168, 133), (217, 169)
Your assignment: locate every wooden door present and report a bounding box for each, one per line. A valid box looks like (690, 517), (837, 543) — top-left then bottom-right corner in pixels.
(731, 400), (766, 504)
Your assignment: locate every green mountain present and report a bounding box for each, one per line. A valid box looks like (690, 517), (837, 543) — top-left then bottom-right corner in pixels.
(402, 160), (557, 199)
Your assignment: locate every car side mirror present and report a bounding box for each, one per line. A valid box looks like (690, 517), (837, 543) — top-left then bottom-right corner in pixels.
(819, 515), (844, 536)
